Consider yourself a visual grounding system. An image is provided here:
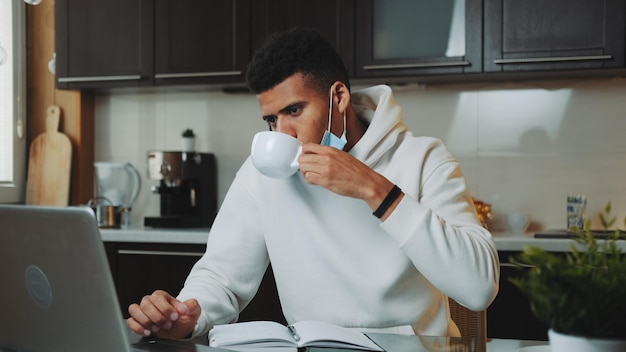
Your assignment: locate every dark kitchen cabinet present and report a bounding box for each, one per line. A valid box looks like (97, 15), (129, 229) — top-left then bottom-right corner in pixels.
(56, 0), (626, 90)
(487, 251), (549, 341)
(153, 0), (250, 86)
(484, 0), (626, 73)
(104, 242), (286, 324)
(55, 0), (154, 89)
(354, 0), (482, 79)
(104, 242), (204, 317)
(55, 0), (251, 89)
(250, 0), (355, 77)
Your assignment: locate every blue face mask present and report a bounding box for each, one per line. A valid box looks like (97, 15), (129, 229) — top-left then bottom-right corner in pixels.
(321, 87), (347, 150)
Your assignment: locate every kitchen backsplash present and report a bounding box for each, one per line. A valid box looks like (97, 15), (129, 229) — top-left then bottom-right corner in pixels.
(95, 77), (626, 232)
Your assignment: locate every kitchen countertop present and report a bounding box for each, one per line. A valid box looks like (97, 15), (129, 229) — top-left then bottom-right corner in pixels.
(100, 227), (210, 244)
(100, 228), (626, 252)
(490, 231), (626, 251)
(490, 232), (579, 252)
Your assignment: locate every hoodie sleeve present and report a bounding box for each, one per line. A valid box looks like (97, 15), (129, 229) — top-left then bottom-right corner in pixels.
(379, 140), (500, 311)
(176, 164), (270, 337)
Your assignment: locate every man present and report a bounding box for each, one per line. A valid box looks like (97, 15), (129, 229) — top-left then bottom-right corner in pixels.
(127, 28), (499, 340)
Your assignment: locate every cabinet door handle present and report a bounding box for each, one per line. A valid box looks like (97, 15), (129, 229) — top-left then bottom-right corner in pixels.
(118, 249), (204, 257)
(493, 55), (612, 64)
(154, 71), (242, 79)
(57, 75), (142, 83)
(363, 61), (471, 70)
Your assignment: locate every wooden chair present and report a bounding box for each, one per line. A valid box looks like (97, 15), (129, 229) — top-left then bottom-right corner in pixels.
(448, 298), (487, 339)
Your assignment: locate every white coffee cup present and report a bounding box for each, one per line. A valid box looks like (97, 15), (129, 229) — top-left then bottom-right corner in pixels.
(505, 212), (530, 235)
(251, 131), (302, 179)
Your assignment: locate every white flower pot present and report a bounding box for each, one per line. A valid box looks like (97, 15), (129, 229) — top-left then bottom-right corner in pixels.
(549, 329), (626, 352)
(181, 137), (195, 152)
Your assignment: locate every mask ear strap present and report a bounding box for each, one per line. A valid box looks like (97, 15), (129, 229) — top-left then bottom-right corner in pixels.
(327, 87), (334, 131)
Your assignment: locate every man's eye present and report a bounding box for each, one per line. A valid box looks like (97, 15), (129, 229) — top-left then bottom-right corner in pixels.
(288, 106), (301, 115)
(263, 116), (277, 130)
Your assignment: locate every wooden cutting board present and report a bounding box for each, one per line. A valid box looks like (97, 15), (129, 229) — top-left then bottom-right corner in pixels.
(25, 105), (72, 206)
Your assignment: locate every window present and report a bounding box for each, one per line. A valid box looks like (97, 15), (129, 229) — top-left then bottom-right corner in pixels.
(0, 0), (26, 203)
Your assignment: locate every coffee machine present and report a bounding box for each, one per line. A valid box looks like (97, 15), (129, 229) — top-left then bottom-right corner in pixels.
(144, 151), (217, 228)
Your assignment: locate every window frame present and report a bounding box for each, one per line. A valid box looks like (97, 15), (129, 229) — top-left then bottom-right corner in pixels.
(0, 0), (27, 203)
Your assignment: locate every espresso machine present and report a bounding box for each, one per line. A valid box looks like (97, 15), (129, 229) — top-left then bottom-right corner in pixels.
(144, 151), (217, 228)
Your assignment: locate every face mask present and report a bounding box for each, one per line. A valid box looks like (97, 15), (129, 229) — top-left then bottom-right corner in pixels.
(320, 86), (347, 150)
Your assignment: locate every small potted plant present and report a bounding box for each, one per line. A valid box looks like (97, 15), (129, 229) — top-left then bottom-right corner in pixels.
(509, 221), (626, 351)
(181, 128), (196, 152)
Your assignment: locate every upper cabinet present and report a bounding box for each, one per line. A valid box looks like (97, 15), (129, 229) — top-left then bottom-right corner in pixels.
(153, 0), (250, 86)
(484, 0), (626, 73)
(250, 0), (355, 77)
(55, 0), (154, 89)
(55, 0), (626, 90)
(55, 0), (251, 89)
(354, 0), (482, 79)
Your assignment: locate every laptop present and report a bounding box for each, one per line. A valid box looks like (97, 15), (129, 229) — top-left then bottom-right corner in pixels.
(0, 205), (221, 352)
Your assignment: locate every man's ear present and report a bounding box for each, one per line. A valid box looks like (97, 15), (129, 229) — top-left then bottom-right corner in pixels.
(332, 81), (351, 114)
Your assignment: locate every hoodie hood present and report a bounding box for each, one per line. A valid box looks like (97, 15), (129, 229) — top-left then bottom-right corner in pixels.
(350, 85), (409, 166)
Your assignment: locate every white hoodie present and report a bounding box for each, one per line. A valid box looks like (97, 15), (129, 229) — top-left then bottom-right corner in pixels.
(178, 85), (500, 338)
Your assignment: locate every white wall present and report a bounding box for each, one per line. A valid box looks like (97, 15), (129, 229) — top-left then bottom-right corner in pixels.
(95, 77), (626, 233)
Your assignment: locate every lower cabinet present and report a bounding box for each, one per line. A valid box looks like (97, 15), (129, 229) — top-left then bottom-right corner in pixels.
(487, 251), (549, 341)
(104, 242), (286, 324)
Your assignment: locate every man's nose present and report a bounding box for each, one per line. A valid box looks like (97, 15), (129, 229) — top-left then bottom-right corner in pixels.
(274, 118), (296, 137)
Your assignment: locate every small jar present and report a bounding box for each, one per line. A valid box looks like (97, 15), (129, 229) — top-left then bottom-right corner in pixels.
(566, 193), (586, 231)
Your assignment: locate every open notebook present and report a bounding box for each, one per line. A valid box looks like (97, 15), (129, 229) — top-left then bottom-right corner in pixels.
(209, 320), (384, 351)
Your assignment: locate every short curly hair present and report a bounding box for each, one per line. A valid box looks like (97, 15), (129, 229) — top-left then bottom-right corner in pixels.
(245, 28), (350, 95)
